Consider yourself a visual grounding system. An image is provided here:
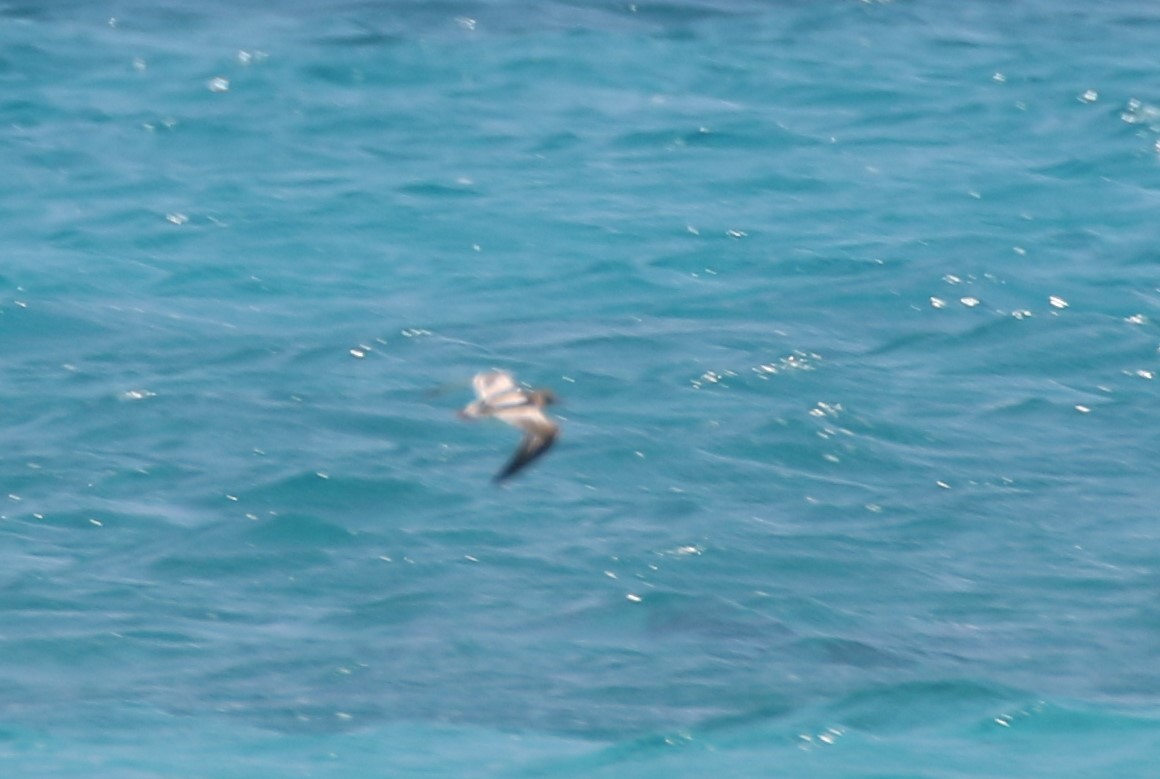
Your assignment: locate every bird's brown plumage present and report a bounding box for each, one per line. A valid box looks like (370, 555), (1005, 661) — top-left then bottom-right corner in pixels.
(459, 370), (560, 482)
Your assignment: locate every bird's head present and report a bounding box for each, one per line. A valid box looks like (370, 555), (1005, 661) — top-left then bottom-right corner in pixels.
(531, 389), (558, 407)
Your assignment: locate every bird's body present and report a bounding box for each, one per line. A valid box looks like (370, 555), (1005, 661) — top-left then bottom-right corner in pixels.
(459, 370), (559, 482)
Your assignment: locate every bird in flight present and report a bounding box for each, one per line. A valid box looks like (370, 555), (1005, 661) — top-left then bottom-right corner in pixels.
(459, 370), (559, 482)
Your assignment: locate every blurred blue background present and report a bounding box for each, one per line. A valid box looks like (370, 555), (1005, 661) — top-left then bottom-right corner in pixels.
(3, 1), (1160, 775)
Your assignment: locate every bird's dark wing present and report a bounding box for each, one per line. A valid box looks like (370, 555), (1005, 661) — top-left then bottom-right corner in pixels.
(493, 421), (558, 482)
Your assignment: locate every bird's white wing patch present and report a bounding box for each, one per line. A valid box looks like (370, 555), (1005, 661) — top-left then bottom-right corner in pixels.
(473, 370), (518, 402)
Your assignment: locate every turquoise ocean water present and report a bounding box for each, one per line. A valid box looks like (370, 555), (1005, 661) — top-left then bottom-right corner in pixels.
(4, 0), (1160, 775)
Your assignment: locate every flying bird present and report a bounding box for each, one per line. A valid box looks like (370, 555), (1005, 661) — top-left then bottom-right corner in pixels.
(459, 370), (559, 482)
